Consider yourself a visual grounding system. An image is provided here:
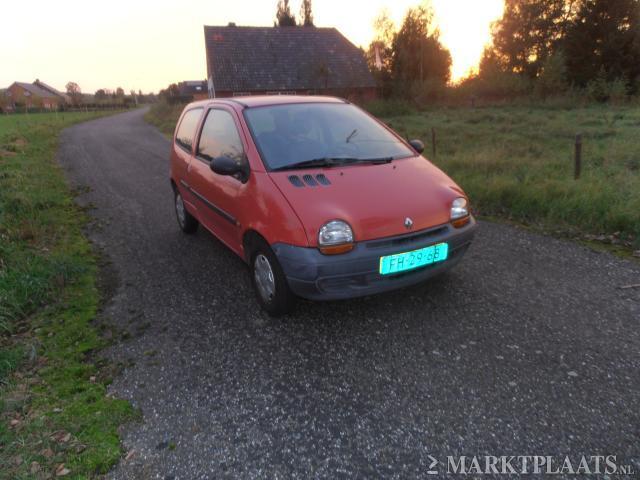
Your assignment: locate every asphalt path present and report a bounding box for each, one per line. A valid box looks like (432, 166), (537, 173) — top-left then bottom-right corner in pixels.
(58, 109), (640, 479)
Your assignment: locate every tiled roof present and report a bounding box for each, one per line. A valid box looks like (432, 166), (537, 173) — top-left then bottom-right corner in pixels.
(13, 82), (60, 98)
(204, 26), (375, 92)
(33, 79), (66, 98)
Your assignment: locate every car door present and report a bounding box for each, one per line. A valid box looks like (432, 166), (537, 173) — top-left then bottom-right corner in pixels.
(173, 107), (204, 212)
(186, 106), (248, 251)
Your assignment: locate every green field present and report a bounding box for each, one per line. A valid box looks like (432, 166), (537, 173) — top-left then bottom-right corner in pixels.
(146, 102), (640, 249)
(380, 105), (640, 249)
(0, 112), (135, 479)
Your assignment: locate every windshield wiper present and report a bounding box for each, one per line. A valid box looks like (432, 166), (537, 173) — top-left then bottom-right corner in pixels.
(272, 156), (393, 171)
(362, 156), (394, 164)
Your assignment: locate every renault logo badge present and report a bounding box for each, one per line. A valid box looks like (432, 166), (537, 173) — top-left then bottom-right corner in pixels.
(404, 217), (414, 229)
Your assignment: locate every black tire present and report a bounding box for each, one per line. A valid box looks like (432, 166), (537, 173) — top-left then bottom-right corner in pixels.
(174, 188), (199, 234)
(248, 238), (294, 316)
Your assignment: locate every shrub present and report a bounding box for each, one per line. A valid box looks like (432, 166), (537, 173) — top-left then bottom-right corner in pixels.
(409, 79), (448, 107)
(585, 69), (629, 103)
(362, 98), (416, 117)
(535, 52), (568, 98)
(608, 78), (629, 104)
(457, 70), (532, 101)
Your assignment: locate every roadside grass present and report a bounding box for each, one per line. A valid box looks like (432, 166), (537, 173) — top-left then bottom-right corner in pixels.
(144, 102), (184, 138)
(144, 101), (640, 252)
(0, 112), (136, 479)
(380, 105), (640, 250)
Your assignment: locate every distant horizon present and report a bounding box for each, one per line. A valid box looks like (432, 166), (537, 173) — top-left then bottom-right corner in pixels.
(1, 0), (503, 94)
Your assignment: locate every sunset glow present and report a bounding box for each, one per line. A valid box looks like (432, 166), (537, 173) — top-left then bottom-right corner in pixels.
(0, 0), (504, 92)
(432, 0), (504, 81)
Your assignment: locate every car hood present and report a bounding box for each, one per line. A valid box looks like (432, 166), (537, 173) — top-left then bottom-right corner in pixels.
(268, 156), (466, 245)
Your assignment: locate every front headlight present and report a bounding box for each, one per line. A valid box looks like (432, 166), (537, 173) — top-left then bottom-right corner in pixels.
(450, 197), (468, 220)
(450, 197), (470, 227)
(318, 220), (354, 254)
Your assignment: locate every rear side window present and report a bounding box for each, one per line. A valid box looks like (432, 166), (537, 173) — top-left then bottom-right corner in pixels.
(197, 109), (245, 164)
(175, 108), (203, 151)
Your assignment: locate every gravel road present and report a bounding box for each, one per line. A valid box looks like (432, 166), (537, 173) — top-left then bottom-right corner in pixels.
(58, 109), (640, 479)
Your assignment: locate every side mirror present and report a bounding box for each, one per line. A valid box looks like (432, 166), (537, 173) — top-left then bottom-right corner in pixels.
(409, 139), (425, 154)
(210, 156), (249, 183)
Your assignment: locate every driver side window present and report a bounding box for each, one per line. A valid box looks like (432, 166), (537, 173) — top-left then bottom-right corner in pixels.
(197, 109), (245, 165)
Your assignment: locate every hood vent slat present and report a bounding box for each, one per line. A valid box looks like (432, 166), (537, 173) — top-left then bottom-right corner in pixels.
(287, 174), (332, 187)
(302, 174), (318, 186)
(316, 174), (331, 185)
(288, 175), (304, 187)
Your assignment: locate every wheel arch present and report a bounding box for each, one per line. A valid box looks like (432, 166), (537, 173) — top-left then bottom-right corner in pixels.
(242, 229), (268, 263)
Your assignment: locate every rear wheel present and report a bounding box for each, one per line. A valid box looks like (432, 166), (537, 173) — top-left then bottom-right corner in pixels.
(249, 239), (294, 316)
(174, 188), (198, 234)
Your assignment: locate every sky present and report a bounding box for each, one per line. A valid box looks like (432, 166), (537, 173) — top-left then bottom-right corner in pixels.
(0, 0), (504, 94)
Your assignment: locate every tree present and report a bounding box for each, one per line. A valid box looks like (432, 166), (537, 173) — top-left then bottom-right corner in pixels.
(366, 9), (395, 72)
(94, 89), (107, 100)
(275, 0), (296, 26)
(490, 0), (578, 78)
(159, 83), (181, 103)
(300, 0), (314, 27)
(564, 0), (640, 89)
(66, 82), (82, 106)
(115, 87), (125, 97)
(390, 6), (452, 97)
(465, 47), (533, 99)
(535, 50), (568, 96)
(366, 9), (396, 97)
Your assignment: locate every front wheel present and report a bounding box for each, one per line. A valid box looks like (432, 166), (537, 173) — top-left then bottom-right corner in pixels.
(174, 188), (198, 234)
(249, 240), (294, 316)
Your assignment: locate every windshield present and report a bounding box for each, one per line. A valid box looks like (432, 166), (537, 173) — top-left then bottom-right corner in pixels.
(243, 103), (414, 171)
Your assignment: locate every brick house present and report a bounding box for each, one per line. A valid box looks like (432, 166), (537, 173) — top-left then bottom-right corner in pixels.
(204, 26), (376, 102)
(5, 80), (67, 110)
(177, 80), (209, 101)
(33, 79), (69, 103)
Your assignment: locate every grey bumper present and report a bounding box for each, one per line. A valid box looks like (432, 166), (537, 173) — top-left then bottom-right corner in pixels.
(272, 217), (478, 301)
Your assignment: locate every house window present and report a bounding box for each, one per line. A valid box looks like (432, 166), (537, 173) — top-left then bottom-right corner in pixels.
(266, 91), (296, 95)
(232, 92), (251, 97)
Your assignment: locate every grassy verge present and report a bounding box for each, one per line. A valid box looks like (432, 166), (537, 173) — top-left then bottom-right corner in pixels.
(0, 112), (135, 479)
(144, 102), (184, 138)
(378, 104), (640, 251)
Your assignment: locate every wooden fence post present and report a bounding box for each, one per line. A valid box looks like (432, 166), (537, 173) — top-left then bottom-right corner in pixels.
(574, 133), (582, 180)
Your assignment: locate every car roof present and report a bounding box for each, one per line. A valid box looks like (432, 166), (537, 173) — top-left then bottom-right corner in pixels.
(186, 95), (348, 110)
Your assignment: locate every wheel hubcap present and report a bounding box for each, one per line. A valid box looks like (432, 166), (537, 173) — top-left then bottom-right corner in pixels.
(254, 254), (276, 302)
(175, 193), (186, 227)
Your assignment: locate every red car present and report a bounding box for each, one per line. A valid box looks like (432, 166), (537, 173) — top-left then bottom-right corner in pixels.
(170, 96), (477, 315)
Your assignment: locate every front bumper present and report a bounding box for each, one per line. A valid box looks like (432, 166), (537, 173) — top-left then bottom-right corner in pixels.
(272, 217), (478, 301)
